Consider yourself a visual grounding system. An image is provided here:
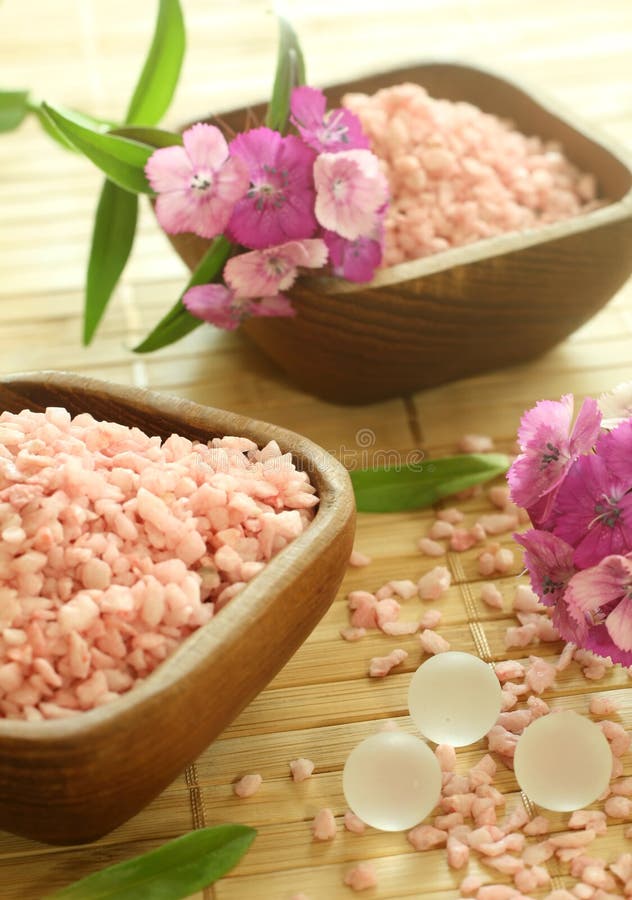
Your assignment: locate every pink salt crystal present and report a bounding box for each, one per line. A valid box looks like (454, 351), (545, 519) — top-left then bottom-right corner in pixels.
(435, 811), (464, 830)
(524, 815), (551, 836)
(438, 507), (464, 524)
(289, 758), (315, 782)
(612, 777), (632, 797)
(476, 887), (519, 900)
(458, 434), (495, 453)
(610, 852), (632, 883)
(470, 523), (487, 543)
(381, 619), (419, 636)
(343, 862), (377, 891)
(460, 874), (483, 896)
(504, 624), (538, 649)
(443, 775), (471, 796)
(374, 584), (394, 601)
(349, 550), (372, 567)
(419, 629), (450, 655)
(513, 584), (542, 613)
(418, 537), (446, 557)
(481, 583), (504, 610)
(497, 709), (532, 733)
(487, 725), (519, 759)
(375, 597), (401, 629)
(347, 592), (378, 629)
(557, 642), (576, 671)
(488, 486), (511, 509)
(522, 841), (554, 866)
(290, 894), (311, 900)
(494, 548), (515, 574)
(233, 773), (262, 798)
(534, 617), (560, 642)
(312, 808), (336, 841)
(435, 743), (457, 772)
(344, 810), (366, 834)
(500, 688), (518, 711)
(601, 720), (631, 756)
(478, 553), (497, 577)
(447, 834), (470, 869)
(582, 867), (617, 891)
(477, 514), (518, 536)
(429, 520), (454, 540)
(589, 696), (620, 717)
(368, 647), (408, 677)
(419, 608), (442, 629)
(525, 656), (557, 694)
(584, 664), (607, 680)
(484, 854), (525, 875)
(569, 810), (607, 835)
(572, 885), (594, 900)
(418, 566), (451, 601)
(495, 661), (526, 683)
(451, 529), (478, 552)
(407, 824), (447, 850)
(514, 868), (547, 894)
(545, 893), (576, 900)
(549, 830), (597, 849)
(605, 796), (632, 819)
(387, 579), (418, 600)
(340, 626), (367, 642)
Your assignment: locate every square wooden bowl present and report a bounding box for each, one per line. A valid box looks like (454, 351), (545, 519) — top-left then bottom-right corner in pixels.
(168, 62), (632, 405)
(0, 372), (355, 845)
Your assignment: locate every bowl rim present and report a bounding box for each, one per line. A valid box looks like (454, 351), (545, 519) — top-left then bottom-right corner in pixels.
(294, 59), (632, 294)
(0, 371), (354, 743)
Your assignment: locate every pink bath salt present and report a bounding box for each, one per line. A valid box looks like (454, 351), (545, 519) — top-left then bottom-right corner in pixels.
(344, 810), (366, 834)
(418, 566), (451, 600)
(368, 647), (408, 677)
(589, 696), (620, 717)
(340, 626), (367, 642)
(481, 583), (504, 610)
(570, 885), (593, 900)
(418, 537), (446, 557)
(494, 548), (515, 574)
(478, 553), (497, 577)
(233, 773), (262, 798)
(407, 823), (447, 850)
(488, 485), (511, 509)
(435, 811), (464, 830)
(451, 529), (478, 552)
(525, 656), (557, 694)
(443, 774), (471, 796)
(347, 591), (378, 629)
(312, 807), (337, 841)
(386, 579), (418, 600)
(419, 629), (450, 655)
(447, 834), (470, 869)
(523, 815), (551, 836)
(605, 796), (632, 819)
(458, 434), (495, 454)
(289, 758), (315, 782)
(569, 810), (608, 836)
(600, 720), (631, 757)
(437, 507), (465, 524)
(484, 854), (525, 876)
(544, 893), (576, 900)
(381, 619), (419, 636)
(470, 523), (487, 543)
(419, 608), (442, 629)
(375, 597), (401, 629)
(487, 725), (519, 759)
(469, 755), (497, 789)
(549, 829), (597, 849)
(460, 874), (483, 896)
(557, 642), (577, 671)
(512, 584), (542, 613)
(435, 743), (457, 773)
(497, 709), (532, 734)
(522, 841), (554, 866)
(471, 796), (496, 826)
(534, 616), (560, 642)
(349, 550), (372, 567)
(343, 862), (377, 891)
(514, 866), (550, 893)
(500, 688), (518, 712)
(289, 894), (311, 900)
(477, 513), (518, 536)
(495, 660), (526, 683)
(374, 584), (394, 601)
(582, 867), (617, 891)
(504, 623), (538, 649)
(612, 777), (632, 797)
(429, 520), (454, 540)
(610, 852), (632, 883)
(583, 663), (608, 681)
(476, 887), (520, 900)
(611, 755), (624, 780)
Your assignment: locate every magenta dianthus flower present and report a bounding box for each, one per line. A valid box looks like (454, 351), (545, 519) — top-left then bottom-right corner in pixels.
(183, 283), (295, 330)
(225, 238), (327, 298)
(227, 127), (317, 249)
(323, 227), (383, 283)
(290, 86), (370, 153)
(513, 530), (576, 607)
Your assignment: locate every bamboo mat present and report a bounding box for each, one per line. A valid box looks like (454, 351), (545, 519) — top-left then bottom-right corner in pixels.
(1, 1), (632, 897)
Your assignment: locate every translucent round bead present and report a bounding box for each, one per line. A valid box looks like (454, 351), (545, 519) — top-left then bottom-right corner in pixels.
(342, 731), (442, 831)
(407, 651), (502, 746)
(514, 710), (612, 811)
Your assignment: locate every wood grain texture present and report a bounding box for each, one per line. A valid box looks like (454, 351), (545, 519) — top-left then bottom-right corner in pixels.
(0, 0), (631, 896)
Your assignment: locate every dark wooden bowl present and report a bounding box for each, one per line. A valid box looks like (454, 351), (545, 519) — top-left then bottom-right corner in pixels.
(0, 372), (355, 845)
(167, 62), (632, 405)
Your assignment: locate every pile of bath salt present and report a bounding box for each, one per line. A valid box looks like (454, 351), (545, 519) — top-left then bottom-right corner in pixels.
(342, 83), (600, 266)
(0, 407), (318, 720)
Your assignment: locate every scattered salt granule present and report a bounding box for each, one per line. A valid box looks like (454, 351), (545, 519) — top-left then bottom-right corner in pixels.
(495, 660), (526, 683)
(459, 874), (483, 896)
(368, 647), (408, 677)
(523, 815), (551, 836)
(419, 608), (442, 629)
(458, 434), (495, 453)
(589, 696), (620, 717)
(418, 565), (451, 600)
(451, 528), (479, 552)
(347, 591), (378, 629)
(605, 796), (632, 820)
(494, 548), (515, 574)
(340, 626), (367, 642)
(429, 520), (454, 540)
(407, 823), (447, 850)
(481, 582), (504, 610)
(375, 596), (401, 629)
(289, 758), (315, 782)
(312, 807), (337, 841)
(504, 623), (538, 649)
(0, 408), (317, 720)
(513, 584), (542, 613)
(419, 629), (450, 655)
(435, 743), (457, 773)
(344, 810), (366, 834)
(437, 507), (465, 524)
(233, 773), (262, 798)
(348, 550), (372, 567)
(343, 862), (377, 891)
(386, 579), (418, 600)
(343, 82), (600, 268)
(477, 513), (518, 535)
(525, 656), (557, 694)
(478, 552), (497, 577)
(381, 619), (419, 636)
(418, 537), (446, 557)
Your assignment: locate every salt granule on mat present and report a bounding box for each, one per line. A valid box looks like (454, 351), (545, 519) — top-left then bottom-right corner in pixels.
(0, 407), (318, 720)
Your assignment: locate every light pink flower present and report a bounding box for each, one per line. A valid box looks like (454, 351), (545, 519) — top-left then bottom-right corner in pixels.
(183, 284), (295, 330)
(224, 239), (327, 298)
(514, 530), (576, 607)
(290, 86), (370, 153)
(145, 123), (249, 240)
(227, 127), (317, 249)
(314, 150), (389, 241)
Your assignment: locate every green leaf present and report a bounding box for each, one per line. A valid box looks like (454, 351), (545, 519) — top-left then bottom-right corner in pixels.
(84, 180), (138, 344)
(351, 453), (511, 513)
(125, 0), (186, 126)
(265, 16), (306, 134)
(109, 125), (183, 148)
(45, 824), (256, 900)
(134, 236), (233, 352)
(41, 103), (154, 194)
(0, 90), (30, 132)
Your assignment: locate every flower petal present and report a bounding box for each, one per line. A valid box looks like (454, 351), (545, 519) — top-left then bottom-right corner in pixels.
(606, 595), (632, 652)
(569, 396), (601, 455)
(290, 86), (327, 130)
(154, 191), (200, 235)
(183, 284), (241, 329)
(597, 419), (632, 484)
(517, 395), (573, 451)
(183, 123), (229, 171)
(565, 555), (632, 621)
(250, 294), (296, 318)
(145, 145), (191, 193)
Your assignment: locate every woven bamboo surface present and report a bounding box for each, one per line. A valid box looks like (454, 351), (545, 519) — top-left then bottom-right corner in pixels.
(1, 1), (632, 897)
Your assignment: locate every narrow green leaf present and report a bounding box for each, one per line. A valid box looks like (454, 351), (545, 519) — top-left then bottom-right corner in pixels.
(265, 16), (306, 133)
(0, 90), (30, 132)
(109, 125), (183, 148)
(84, 180), (138, 344)
(46, 824), (256, 900)
(134, 236), (233, 352)
(125, 0), (185, 126)
(351, 453), (511, 513)
(41, 103), (154, 194)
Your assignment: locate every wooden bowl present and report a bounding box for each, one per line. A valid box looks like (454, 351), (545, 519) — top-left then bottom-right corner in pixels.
(168, 62), (632, 405)
(0, 372), (355, 845)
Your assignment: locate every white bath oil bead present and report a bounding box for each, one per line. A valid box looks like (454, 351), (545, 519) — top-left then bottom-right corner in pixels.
(514, 710), (612, 811)
(408, 651), (502, 746)
(342, 731), (442, 831)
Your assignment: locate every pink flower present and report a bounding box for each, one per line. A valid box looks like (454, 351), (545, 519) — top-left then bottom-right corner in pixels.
(564, 554), (632, 665)
(290, 86), (370, 153)
(596, 419), (632, 485)
(145, 123), (249, 239)
(550, 454), (632, 568)
(507, 394), (601, 523)
(183, 284), (295, 330)
(227, 127), (317, 249)
(225, 239), (328, 297)
(313, 150), (389, 241)
(513, 530), (576, 607)
(323, 229), (383, 282)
